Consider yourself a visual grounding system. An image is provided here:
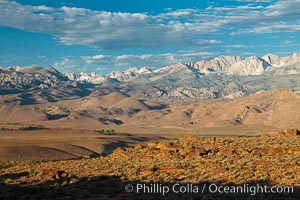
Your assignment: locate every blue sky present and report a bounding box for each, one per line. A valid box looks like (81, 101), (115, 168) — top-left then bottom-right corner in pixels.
(0, 0), (300, 73)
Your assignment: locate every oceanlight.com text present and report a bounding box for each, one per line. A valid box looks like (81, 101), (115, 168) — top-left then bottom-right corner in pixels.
(125, 183), (294, 196)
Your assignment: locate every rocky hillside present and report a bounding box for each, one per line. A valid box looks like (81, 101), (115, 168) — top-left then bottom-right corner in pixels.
(0, 66), (71, 94)
(0, 130), (299, 199)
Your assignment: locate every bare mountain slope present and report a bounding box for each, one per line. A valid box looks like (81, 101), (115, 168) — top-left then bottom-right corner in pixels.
(121, 88), (300, 130)
(111, 97), (150, 111)
(81, 93), (128, 109)
(193, 55), (243, 73)
(150, 62), (200, 81)
(81, 92), (150, 111)
(0, 105), (49, 123)
(225, 56), (271, 76)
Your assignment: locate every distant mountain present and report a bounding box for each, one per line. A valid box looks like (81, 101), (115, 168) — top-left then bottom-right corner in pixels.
(262, 53), (282, 66)
(225, 56), (271, 76)
(107, 67), (153, 82)
(193, 55), (243, 74)
(264, 53), (300, 75)
(66, 72), (117, 84)
(0, 66), (69, 93)
(14, 66), (68, 81)
(149, 62), (200, 82)
(108, 66), (153, 82)
(65, 66), (153, 83)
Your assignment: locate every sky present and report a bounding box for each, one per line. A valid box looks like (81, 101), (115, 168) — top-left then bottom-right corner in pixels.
(0, 0), (300, 74)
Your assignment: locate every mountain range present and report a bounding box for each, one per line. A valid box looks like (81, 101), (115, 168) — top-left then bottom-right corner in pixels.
(0, 53), (299, 104)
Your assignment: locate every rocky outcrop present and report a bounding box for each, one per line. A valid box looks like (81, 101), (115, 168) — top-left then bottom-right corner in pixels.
(225, 56), (271, 76)
(131, 82), (251, 102)
(65, 72), (114, 84)
(278, 129), (300, 137)
(0, 66), (69, 93)
(108, 67), (153, 82)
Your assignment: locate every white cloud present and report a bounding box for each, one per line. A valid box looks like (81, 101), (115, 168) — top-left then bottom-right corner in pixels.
(197, 40), (222, 45)
(236, 0), (274, 2)
(206, 0), (300, 35)
(91, 55), (110, 60)
(233, 23), (300, 34)
(206, 5), (263, 12)
(282, 40), (292, 45)
(265, 0), (300, 18)
(37, 55), (48, 61)
(224, 45), (248, 48)
(32, 5), (54, 11)
(157, 8), (201, 18)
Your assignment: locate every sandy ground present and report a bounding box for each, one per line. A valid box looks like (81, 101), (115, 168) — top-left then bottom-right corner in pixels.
(0, 129), (169, 164)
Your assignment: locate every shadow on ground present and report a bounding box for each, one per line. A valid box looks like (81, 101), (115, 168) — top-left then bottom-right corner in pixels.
(0, 172), (299, 200)
(100, 135), (169, 155)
